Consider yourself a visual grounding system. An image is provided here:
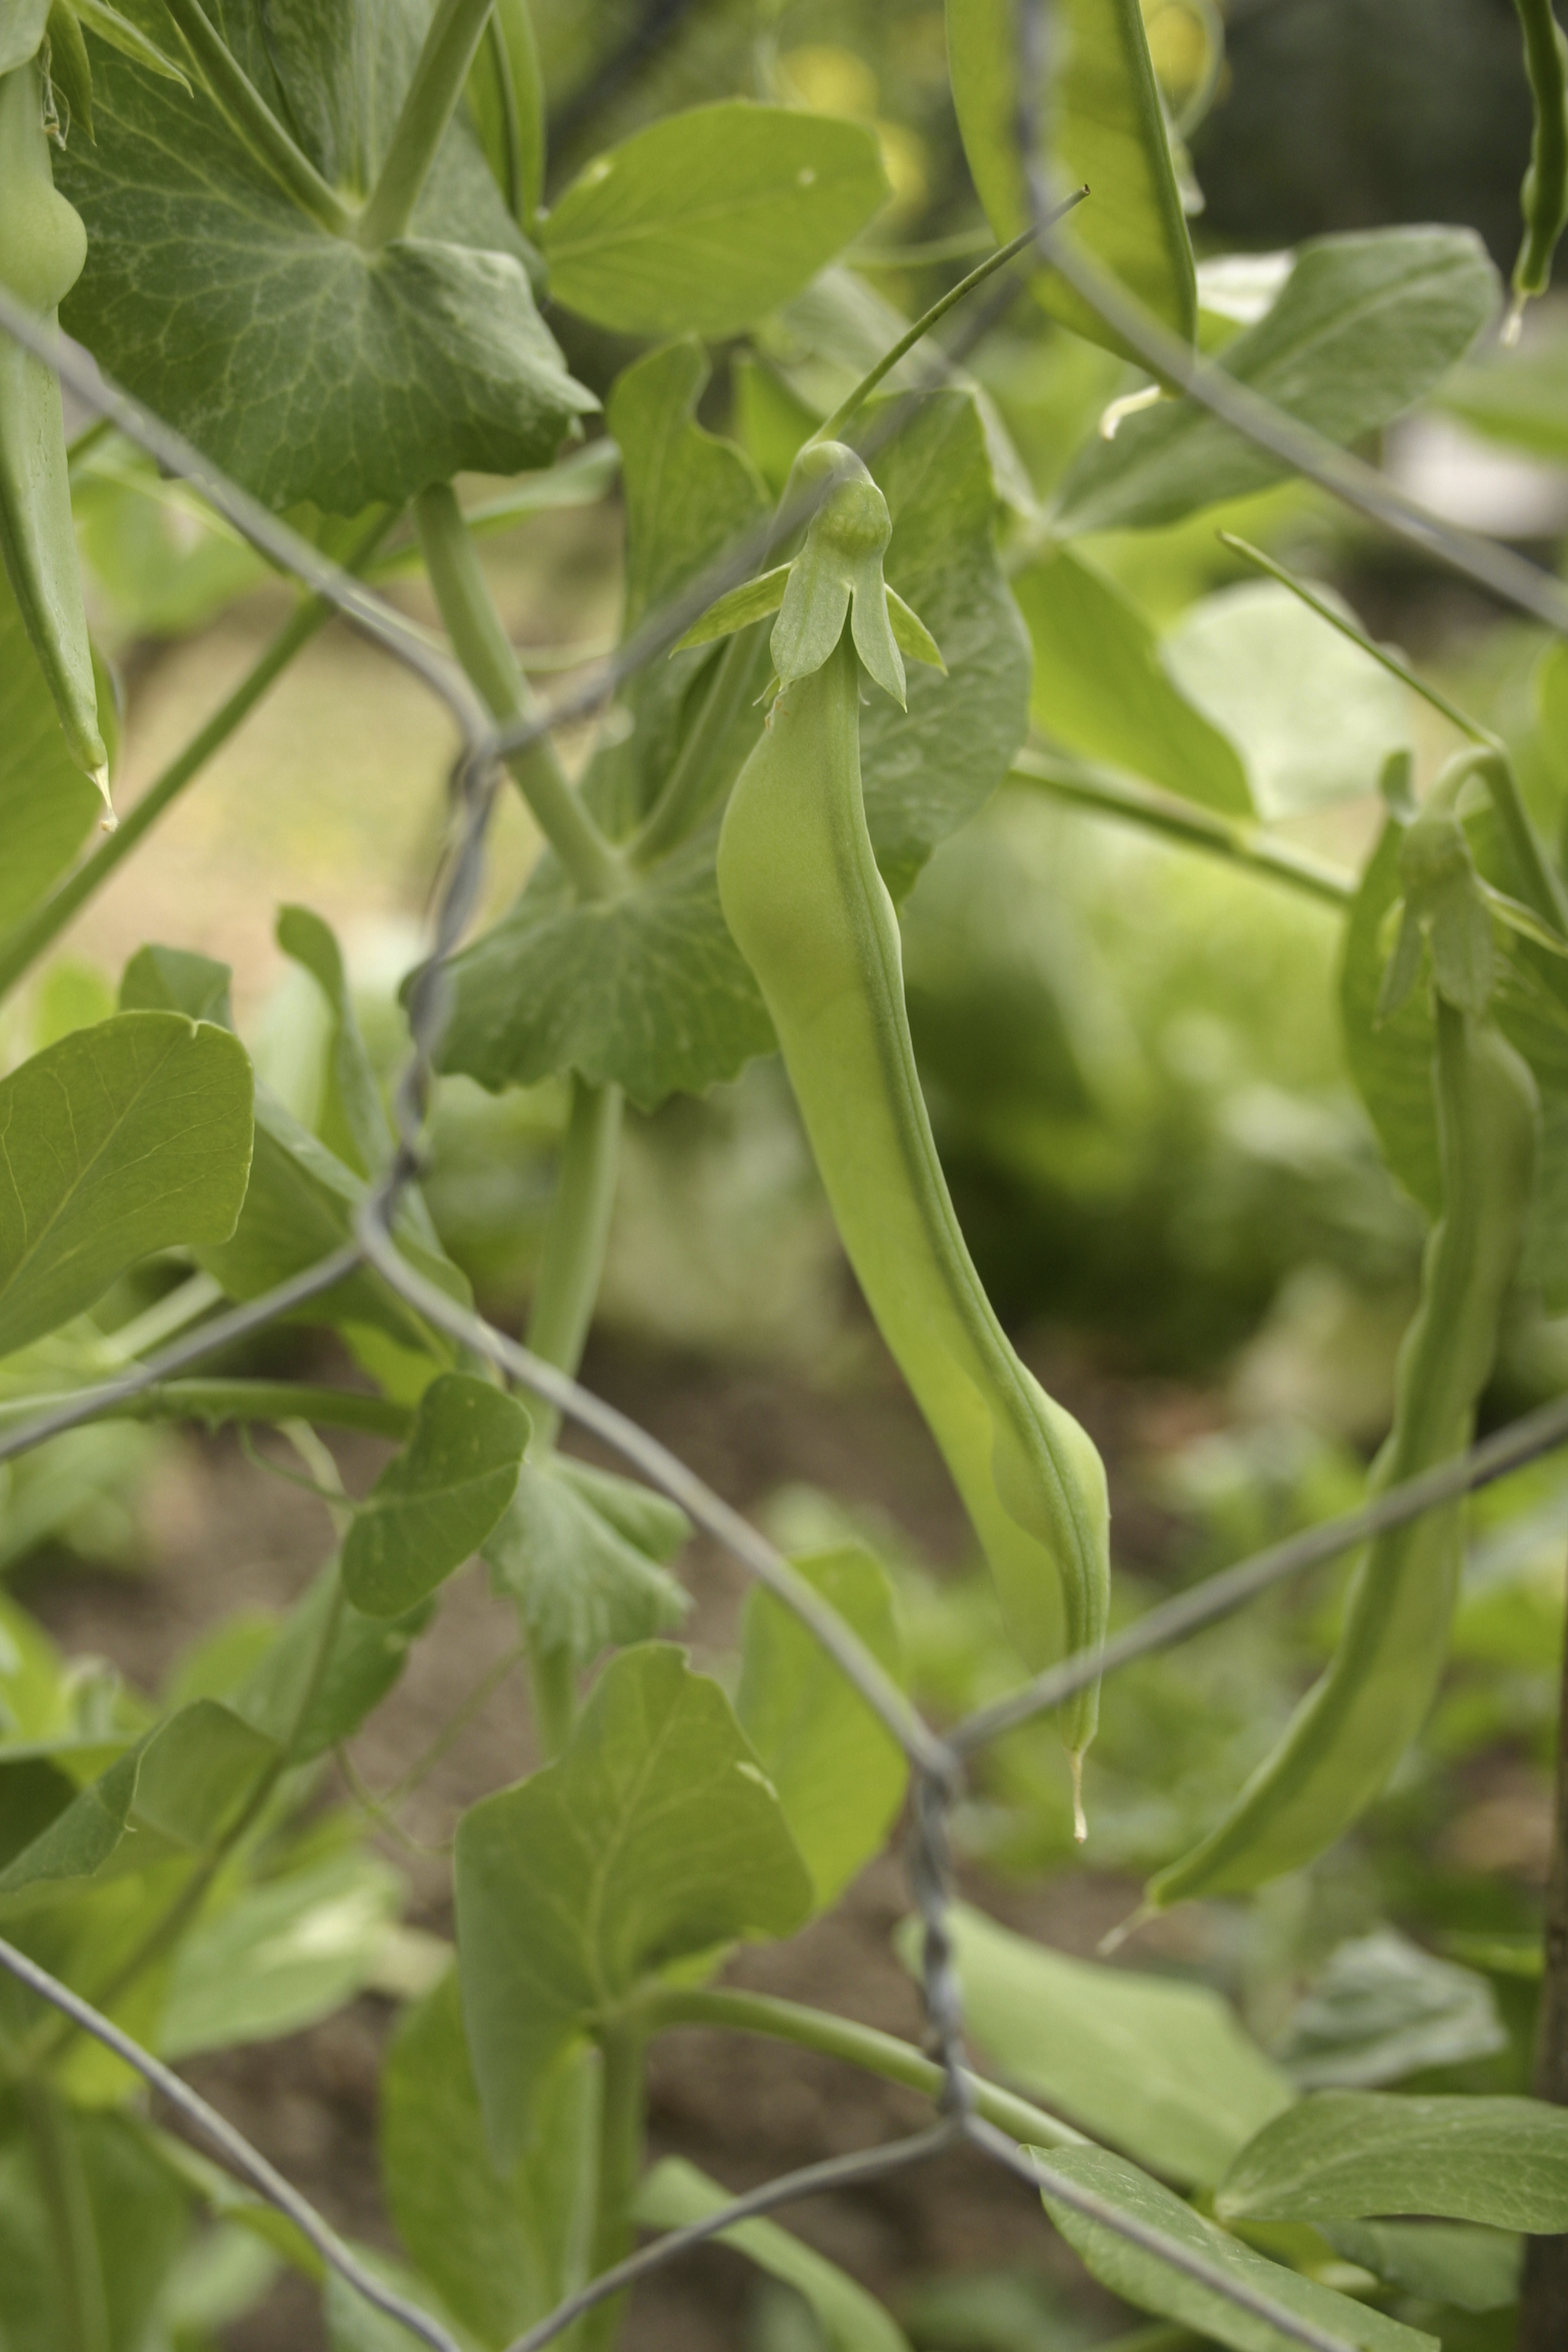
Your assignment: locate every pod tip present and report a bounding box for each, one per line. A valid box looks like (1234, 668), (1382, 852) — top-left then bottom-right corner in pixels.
(1502, 293), (1527, 349)
(92, 767), (117, 831)
(1070, 1752), (1088, 1844)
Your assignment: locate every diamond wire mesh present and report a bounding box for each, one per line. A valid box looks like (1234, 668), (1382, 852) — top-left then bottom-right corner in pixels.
(1, 15), (1567, 2340)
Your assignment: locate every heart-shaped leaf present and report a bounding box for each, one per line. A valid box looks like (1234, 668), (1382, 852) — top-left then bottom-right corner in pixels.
(342, 1374), (529, 1617)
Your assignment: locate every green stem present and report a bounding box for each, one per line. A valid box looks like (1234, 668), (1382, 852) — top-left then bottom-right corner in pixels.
(358, 0), (499, 246)
(1009, 746), (1354, 908)
(528, 1643), (578, 1762)
(527, 1078), (623, 1450)
(0, 506), (394, 1007)
(0, 1380), (413, 1439)
(159, 0), (354, 235)
(583, 2021), (647, 2352)
(1476, 748), (1568, 939)
(631, 626), (768, 865)
(812, 198), (1086, 446)
(21, 2079), (109, 2352)
(414, 484), (623, 900)
(484, 0), (546, 233)
(640, 1984), (1087, 2151)
(1518, 1544), (1568, 2352)
(518, 1076), (623, 1756)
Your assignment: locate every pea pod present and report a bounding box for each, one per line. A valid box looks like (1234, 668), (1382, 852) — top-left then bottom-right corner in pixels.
(1148, 808), (1537, 1907)
(712, 451), (1111, 1799)
(0, 55), (107, 796)
(1508, 0), (1568, 335)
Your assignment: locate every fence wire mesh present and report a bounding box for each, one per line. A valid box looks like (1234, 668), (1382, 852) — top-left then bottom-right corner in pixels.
(2, 6), (1567, 2345)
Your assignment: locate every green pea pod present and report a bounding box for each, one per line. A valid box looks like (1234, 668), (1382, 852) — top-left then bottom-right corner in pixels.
(0, 57), (108, 797)
(715, 459), (1111, 1802)
(1148, 996), (1537, 1906)
(1508, 0), (1568, 333)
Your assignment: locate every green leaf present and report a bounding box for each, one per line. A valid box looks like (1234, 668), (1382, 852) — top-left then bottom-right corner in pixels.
(0, 1697), (276, 1911)
(57, 5), (593, 512)
(439, 387), (1026, 1108)
(194, 1088), (470, 1357)
(1438, 322), (1568, 461)
(0, 1), (50, 74)
(342, 1374), (528, 1618)
(574, 337), (772, 845)
(736, 1546), (906, 1912)
(119, 941), (233, 1026)
(160, 1851), (403, 2059)
(1342, 810), (1568, 1303)
(1039, 2145), (1437, 2352)
(75, 1), (190, 91)
(1014, 544), (1252, 816)
(674, 564), (792, 653)
(381, 1968), (596, 2346)
(929, 1903), (1295, 2189)
(553, 1459), (691, 1561)
(0, 542), (109, 929)
(0, 1012), (253, 1359)
(438, 816), (776, 1111)
(433, 338), (776, 1103)
(0, 1746), (137, 1907)
(1054, 230), (1499, 537)
(946, 0), (1196, 358)
(235, 1566), (433, 1764)
(482, 1459), (689, 1664)
(275, 905), (393, 1180)
(0, 1759), (81, 1873)
(1272, 1931), (1507, 2090)
(1217, 2092), (1568, 2233)
(1319, 2220), (1520, 2314)
(73, 439), (267, 636)
(635, 2157), (911, 2351)
(0, 2107), (189, 2352)
(127, 1697), (279, 1854)
(455, 1644), (812, 2164)
(1161, 583), (1411, 820)
(541, 103), (889, 338)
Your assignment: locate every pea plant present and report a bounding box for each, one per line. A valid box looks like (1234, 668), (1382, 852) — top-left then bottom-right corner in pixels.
(5, 1), (1568, 2348)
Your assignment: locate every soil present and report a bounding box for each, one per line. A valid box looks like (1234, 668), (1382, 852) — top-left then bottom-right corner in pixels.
(17, 1328), (1173, 2352)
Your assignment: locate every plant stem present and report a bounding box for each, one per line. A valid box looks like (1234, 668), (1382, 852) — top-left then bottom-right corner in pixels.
(641, 1984), (1087, 2151)
(1519, 1549), (1568, 2352)
(159, 0), (354, 235)
(485, 0), (546, 233)
(519, 1076), (623, 1756)
(812, 196), (1087, 446)
(528, 1644), (578, 1762)
(1481, 751), (1568, 940)
(527, 1079), (623, 1450)
(583, 2020), (647, 2352)
(0, 1380), (413, 1438)
(0, 506), (393, 1006)
(413, 484), (623, 900)
(358, 0), (499, 246)
(1009, 746), (1354, 908)
(21, 2079), (109, 2352)
(631, 626), (768, 864)
(21, 1567), (348, 2073)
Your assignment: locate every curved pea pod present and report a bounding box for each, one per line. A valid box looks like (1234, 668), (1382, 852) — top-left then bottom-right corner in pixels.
(0, 57), (108, 797)
(715, 475), (1110, 1797)
(1148, 998), (1537, 1906)
(1508, 0), (1568, 332)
